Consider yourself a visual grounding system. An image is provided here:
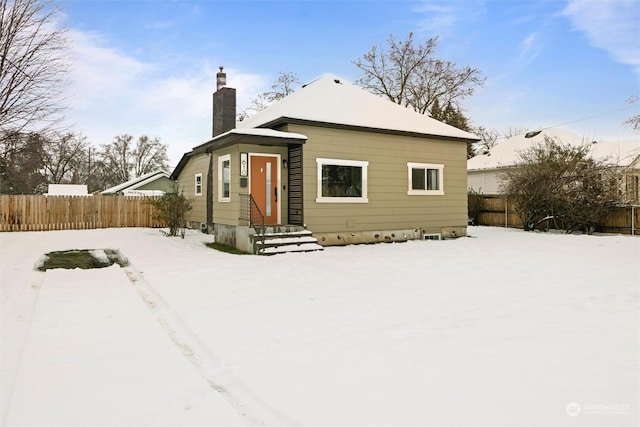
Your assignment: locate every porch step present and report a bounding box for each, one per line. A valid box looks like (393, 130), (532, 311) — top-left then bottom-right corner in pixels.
(253, 228), (324, 255)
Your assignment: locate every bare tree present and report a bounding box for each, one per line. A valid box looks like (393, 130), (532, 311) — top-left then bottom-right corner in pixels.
(472, 126), (499, 154)
(0, 130), (46, 193)
(502, 127), (529, 139)
(239, 71), (300, 120)
(99, 134), (133, 187)
(98, 134), (169, 188)
(353, 33), (485, 115)
(41, 132), (88, 184)
(132, 135), (169, 177)
(0, 0), (69, 134)
(623, 95), (639, 133)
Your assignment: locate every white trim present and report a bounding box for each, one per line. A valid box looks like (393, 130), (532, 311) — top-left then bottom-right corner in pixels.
(248, 153), (282, 224)
(218, 154), (231, 202)
(194, 173), (203, 196)
(316, 158), (369, 203)
(407, 162), (444, 196)
(100, 169), (170, 194)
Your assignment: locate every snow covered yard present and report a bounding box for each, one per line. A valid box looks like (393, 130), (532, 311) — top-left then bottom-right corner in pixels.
(1, 226), (638, 426)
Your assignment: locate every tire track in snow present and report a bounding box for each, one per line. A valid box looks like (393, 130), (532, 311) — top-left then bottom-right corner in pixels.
(121, 263), (298, 426)
(1, 268), (45, 425)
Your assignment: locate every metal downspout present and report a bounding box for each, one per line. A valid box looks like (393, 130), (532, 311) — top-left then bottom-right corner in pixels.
(206, 152), (213, 230)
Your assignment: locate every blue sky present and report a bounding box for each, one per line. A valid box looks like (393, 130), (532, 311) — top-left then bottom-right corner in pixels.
(60, 0), (640, 165)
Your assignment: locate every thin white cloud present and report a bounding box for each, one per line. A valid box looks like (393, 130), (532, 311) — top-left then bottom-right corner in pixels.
(413, 0), (485, 37)
(563, 0), (640, 73)
(519, 32), (541, 65)
(65, 29), (267, 166)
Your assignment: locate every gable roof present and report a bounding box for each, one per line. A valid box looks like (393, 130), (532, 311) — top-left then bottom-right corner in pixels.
(467, 128), (640, 171)
(237, 74), (479, 142)
(101, 170), (171, 195)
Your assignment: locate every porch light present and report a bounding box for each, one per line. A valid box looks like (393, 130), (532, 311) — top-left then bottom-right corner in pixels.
(283, 159), (288, 168)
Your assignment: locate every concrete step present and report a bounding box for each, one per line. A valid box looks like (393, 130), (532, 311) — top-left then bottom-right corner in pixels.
(252, 228), (324, 255)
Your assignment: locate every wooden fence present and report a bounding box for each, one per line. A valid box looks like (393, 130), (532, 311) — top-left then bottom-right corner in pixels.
(477, 196), (639, 235)
(0, 195), (166, 232)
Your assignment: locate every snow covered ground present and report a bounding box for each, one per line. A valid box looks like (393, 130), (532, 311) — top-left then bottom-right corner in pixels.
(1, 226), (638, 426)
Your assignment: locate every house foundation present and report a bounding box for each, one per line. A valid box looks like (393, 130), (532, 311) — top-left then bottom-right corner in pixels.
(315, 226), (467, 246)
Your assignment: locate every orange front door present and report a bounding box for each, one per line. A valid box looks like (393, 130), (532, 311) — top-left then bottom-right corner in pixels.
(250, 155), (278, 224)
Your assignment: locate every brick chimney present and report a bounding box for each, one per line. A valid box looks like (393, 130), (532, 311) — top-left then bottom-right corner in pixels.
(212, 66), (236, 137)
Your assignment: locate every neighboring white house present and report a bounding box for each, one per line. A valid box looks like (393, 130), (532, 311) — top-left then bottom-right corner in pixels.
(46, 184), (88, 196)
(467, 128), (640, 202)
(100, 170), (173, 196)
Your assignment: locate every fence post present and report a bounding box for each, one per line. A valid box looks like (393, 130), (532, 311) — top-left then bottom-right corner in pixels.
(505, 196), (508, 228)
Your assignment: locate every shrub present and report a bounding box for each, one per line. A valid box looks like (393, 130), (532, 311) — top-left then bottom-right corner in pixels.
(152, 187), (192, 238)
(467, 188), (484, 225)
(501, 137), (621, 234)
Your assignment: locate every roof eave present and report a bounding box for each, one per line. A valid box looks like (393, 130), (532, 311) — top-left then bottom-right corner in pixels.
(260, 117), (480, 143)
(191, 131), (307, 155)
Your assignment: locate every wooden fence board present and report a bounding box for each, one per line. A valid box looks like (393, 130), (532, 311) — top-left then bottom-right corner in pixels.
(476, 195), (639, 235)
(0, 195), (166, 232)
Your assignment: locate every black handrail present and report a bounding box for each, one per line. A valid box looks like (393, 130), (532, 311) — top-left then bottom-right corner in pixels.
(239, 193), (265, 237)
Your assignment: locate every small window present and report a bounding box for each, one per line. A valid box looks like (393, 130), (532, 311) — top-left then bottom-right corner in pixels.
(408, 163), (444, 195)
(218, 154), (230, 202)
(194, 173), (202, 196)
(316, 158), (368, 203)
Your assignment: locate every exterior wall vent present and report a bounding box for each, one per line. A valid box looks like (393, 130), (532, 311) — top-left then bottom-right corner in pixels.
(423, 233), (442, 241)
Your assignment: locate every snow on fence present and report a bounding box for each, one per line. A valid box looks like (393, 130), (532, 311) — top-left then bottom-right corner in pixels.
(477, 195), (639, 235)
(0, 195), (166, 232)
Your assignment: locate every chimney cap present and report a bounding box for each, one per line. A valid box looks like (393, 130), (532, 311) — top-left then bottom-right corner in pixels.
(216, 66), (227, 91)
(218, 66), (224, 73)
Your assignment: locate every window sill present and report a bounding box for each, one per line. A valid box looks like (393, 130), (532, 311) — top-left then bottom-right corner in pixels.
(407, 190), (444, 196)
(316, 197), (369, 203)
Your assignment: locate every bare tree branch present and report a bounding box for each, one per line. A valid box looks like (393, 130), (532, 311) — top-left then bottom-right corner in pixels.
(0, 0), (70, 134)
(239, 71), (300, 120)
(41, 132), (88, 184)
(353, 33), (485, 115)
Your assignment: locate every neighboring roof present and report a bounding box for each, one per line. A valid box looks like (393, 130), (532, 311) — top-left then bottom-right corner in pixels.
(237, 74), (479, 141)
(47, 184), (88, 196)
(589, 139), (640, 167)
(468, 128), (640, 171)
(101, 170), (171, 195)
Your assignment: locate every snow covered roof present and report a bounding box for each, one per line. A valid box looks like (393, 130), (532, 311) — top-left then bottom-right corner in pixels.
(101, 170), (171, 195)
(190, 127), (307, 153)
(215, 127), (306, 141)
(238, 74), (478, 141)
(467, 128), (640, 171)
(46, 184), (88, 196)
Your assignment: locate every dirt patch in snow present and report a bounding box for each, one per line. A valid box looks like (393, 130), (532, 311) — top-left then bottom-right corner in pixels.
(36, 249), (129, 271)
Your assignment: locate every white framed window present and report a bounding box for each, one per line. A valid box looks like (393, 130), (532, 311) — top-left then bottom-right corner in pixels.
(194, 173), (202, 196)
(407, 162), (444, 195)
(316, 158), (368, 203)
(218, 154), (230, 202)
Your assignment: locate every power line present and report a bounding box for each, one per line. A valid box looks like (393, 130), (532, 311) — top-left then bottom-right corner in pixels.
(537, 100), (639, 132)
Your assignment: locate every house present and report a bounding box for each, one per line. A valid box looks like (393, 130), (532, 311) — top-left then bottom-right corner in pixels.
(100, 170), (174, 196)
(467, 128), (640, 202)
(171, 69), (478, 253)
(46, 184), (88, 196)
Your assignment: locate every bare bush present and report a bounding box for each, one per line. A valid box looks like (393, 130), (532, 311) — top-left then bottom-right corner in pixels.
(501, 138), (621, 234)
